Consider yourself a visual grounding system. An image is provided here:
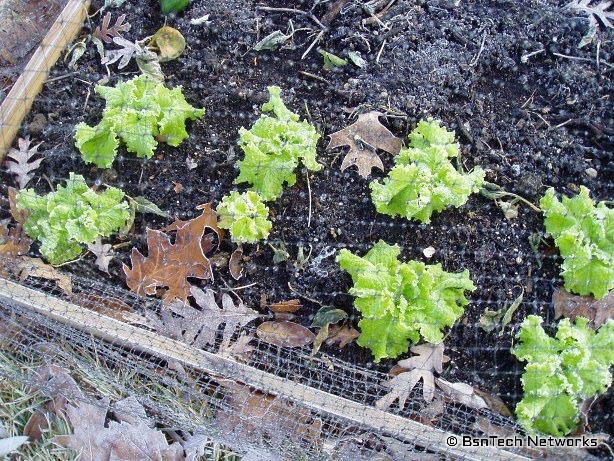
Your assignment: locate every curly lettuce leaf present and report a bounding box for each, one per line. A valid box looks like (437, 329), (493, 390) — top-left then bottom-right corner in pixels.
(16, 173), (130, 265)
(337, 240), (475, 362)
(370, 119), (484, 223)
(540, 187), (613, 299)
(217, 191), (272, 244)
(235, 86), (321, 201)
(75, 75), (204, 168)
(512, 315), (614, 436)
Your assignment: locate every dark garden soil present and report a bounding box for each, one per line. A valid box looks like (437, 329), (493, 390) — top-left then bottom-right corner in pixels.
(1, 0), (613, 444)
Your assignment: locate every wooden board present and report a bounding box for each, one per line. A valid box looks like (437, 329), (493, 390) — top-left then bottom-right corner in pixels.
(0, 0), (90, 159)
(0, 277), (529, 461)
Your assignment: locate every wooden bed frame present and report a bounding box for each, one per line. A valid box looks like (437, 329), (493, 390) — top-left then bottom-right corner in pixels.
(0, 2), (529, 459)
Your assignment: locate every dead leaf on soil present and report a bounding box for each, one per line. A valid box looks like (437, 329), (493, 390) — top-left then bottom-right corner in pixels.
(147, 287), (258, 350)
(4, 137), (43, 189)
(328, 111), (402, 178)
(150, 26), (186, 62)
(229, 248), (243, 280)
(268, 299), (302, 313)
(218, 382), (322, 444)
(88, 238), (113, 273)
(219, 332), (256, 362)
(93, 12), (131, 44)
(435, 378), (488, 410)
(376, 343), (444, 408)
(257, 320), (315, 348)
(23, 407), (52, 441)
(324, 324), (360, 349)
(473, 388), (512, 417)
(17, 257), (72, 294)
(8, 187), (28, 224)
(54, 397), (183, 461)
(310, 305), (348, 355)
(553, 288), (613, 328)
(123, 205), (220, 304)
(69, 292), (150, 326)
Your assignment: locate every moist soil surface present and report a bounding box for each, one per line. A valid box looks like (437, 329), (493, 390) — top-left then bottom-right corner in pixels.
(1, 0), (613, 444)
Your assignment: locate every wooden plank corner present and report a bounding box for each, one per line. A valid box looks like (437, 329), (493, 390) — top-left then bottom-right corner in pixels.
(0, 0), (90, 160)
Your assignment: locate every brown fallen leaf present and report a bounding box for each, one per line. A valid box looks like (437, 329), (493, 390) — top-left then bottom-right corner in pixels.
(23, 407), (52, 441)
(553, 288), (613, 328)
(87, 238), (113, 273)
(269, 299), (301, 313)
(147, 287), (258, 350)
(0, 224), (31, 260)
(218, 382), (322, 444)
(4, 137), (43, 189)
(219, 332), (256, 362)
(93, 12), (131, 44)
(7, 187), (28, 224)
(376, 343), (444, 408)
(324, 324), (360, 349)
(256, 320), (315, 348)
(435, 378), (488, 410)
(54, 397), (183, 461)
(328, 111), (402, 178)
(229, 248), (243, 280)
(17, 257), (72, 294)
(473, 388), (512, 417)
(123, 205), (220, 304)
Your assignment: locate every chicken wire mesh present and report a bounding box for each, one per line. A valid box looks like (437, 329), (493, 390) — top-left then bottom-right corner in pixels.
(0, 0), (613, 459)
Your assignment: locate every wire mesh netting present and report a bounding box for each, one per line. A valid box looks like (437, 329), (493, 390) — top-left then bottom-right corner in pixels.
(1, 0), (613, 460)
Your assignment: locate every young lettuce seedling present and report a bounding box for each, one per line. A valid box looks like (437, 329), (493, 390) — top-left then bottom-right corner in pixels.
(235, 86), (321, 201)
(16, 173), (131, 265)
(370, 119), (485, 223)
(337, 240), (475, 362)
(512, 315), (614, 436)
(75, 75), (204, 168)
(217, 191), (272, 244)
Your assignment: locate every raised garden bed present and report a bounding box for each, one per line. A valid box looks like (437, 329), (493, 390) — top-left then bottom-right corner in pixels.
(0, 0), (612, 459)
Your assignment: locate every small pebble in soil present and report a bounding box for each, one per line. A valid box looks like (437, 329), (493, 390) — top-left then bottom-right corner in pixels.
(423, 246), (436, 258)
(585, 167), (597, 178)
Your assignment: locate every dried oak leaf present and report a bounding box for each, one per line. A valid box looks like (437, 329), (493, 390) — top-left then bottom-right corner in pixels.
(4, 137), (43, 189)
(328, 111), (402, 178)
(54, 397), (183, 461)
(218, 382), (322, 444)
(123, 205), (220, 304)
(553, 288), (613, 328)
(324, 323), (360, 349)
(0, 224), (31, 260)
(93, 12), (131, 44)
(148, 286), (258, 350)
(375, 343), (444, 409)
(17, 257), (72, 294)
(88, 238), (113, 273)
(256, 320), (315, 348)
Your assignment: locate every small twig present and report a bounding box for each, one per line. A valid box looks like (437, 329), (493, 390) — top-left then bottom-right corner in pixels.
(299, 70), (331, 85)
(469, 32), (487, 66)
(553, 51), (614, 69)
(44, 72), (77, 84)
(376, 39), (386, 63)
(301, 29), (325, 59)
(520, 48), (544, 63)
(256, 6), (326, 30)
(288, 282), (322, 306)
(306, 171), (312, 228)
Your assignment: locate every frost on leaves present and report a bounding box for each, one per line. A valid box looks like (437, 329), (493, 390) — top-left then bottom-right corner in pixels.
(328, 111), (402, 178)
(93, 12), (131, 44)
(147, 287), (258, 350)
(376, 343), (444, 408)
(4, 137), (43, 189)
(123, 204), (221, 304)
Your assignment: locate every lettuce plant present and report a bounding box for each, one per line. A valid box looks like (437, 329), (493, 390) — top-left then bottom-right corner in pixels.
(370, 119), (485, 223)
(235, 86), (321, 201)
(512, 315), (614, 436)
(217, 191), (272, 244)
(75, 75), (204, 168)
(337, 240), (475, 362)
(540, 187), (613, 299)
(16, 173), (130, 265)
